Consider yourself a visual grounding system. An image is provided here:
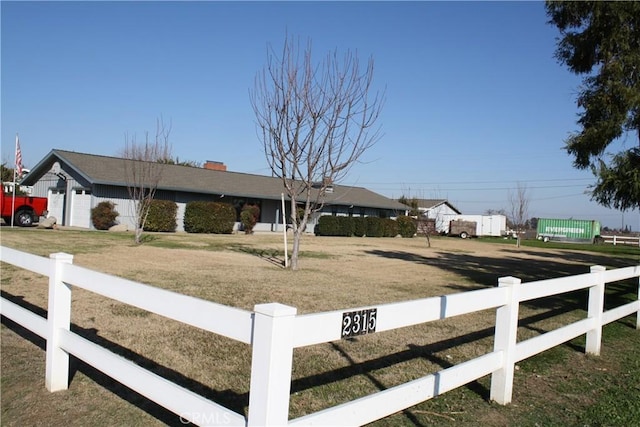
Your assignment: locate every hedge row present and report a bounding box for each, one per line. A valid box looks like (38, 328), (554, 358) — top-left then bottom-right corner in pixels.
(144, 200), (239, 234)
(314, 215), (416, 238)
(94, 199), (418, 238)
(92, 199), (238, 234)
(184, 201), (235, 234)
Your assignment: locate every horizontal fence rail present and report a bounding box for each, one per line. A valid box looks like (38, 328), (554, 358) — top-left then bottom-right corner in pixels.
(1, 245), (639, 426)
(293, 286), (508, 348)
(62, 262), (254, 343)
(59, 329), (246, 426)
(0, 246), (251, 426)
(601, 234), (640, 247)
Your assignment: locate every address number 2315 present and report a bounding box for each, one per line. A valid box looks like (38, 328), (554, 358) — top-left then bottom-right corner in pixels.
(341, 308), (377, 339)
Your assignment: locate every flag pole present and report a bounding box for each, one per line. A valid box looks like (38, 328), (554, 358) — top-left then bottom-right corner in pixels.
(281, 193), (288, 268)
(10, 133), (19, 228)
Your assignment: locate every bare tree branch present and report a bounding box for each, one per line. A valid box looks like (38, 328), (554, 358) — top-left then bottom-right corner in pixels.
(251, 35), (385, 269)
(122, 118), (172, 244)
(508, 183), (530, 248)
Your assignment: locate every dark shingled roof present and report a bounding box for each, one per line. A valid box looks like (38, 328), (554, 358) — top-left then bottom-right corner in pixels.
(25, 150), (407, 210)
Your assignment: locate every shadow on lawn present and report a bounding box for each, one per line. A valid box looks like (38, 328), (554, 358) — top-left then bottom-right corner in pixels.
(363, 247), (637, 314)
(2, 244), (638, 427)
(364, 247), (633, 287)
(0, 291), (245, 426)
(235, 245), (285, 267)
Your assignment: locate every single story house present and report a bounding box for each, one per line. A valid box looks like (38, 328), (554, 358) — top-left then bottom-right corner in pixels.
(20, 149), (408, 232)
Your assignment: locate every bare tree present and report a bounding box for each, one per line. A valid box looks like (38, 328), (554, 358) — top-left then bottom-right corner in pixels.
(122, 118), (172, 244)
(508, 183), (530, 248)
(251, 35), (384, 270)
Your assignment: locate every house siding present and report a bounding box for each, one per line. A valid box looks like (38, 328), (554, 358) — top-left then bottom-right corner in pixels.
(415, 200), (462, 233)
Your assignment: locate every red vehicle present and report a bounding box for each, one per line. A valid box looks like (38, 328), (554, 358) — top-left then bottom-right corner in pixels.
(1, 189), (48, 227)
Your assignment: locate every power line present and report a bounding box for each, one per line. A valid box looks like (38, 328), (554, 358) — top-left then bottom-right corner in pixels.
(358, 184), (589, 192)
(348, 177), (593, 186)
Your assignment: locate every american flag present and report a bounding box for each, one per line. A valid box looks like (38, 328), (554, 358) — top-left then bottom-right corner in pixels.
(15, 134), (23, 179)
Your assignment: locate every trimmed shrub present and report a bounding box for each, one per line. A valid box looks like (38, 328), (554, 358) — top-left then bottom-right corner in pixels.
(210, 203), (236, 234)
(91, 201), (119, 230)
(315, 215), (354, 236)
(184, 201), (235, 234)
(353, 217), (367, 237)
(365, 217), (385, 237)
(397, 215), (417, 238)
(383, 218), (399, 237)
(339, 217), (355, 237)
(240, 204), (260, 234)
(184, 201), (210, 233)
(316, 216), (404, 238)
(315, 215), (339, 236)
(144, 199), (177, 232)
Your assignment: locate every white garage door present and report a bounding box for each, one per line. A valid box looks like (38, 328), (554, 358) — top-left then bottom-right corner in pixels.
(47, 189), (65, 224)
(70, 189), (92, 228)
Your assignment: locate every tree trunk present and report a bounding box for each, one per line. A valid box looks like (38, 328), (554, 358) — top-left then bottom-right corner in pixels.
(134, 202), (145, 244)
(290, 229), (302, 270)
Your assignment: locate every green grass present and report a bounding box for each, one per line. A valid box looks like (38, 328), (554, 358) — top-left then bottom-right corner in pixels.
(578, 321), (640, 425)
(376, 319), (640, 426)
(478, 235), (640, 257)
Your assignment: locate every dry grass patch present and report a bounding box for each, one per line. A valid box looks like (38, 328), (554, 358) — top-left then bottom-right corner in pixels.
(1, 227), (638, 425)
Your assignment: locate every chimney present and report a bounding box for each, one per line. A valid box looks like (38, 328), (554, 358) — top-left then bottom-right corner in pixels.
(204, 160), (227, 172)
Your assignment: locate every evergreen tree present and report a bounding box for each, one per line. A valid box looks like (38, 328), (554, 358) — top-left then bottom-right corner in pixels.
(546, 1), (640, 211)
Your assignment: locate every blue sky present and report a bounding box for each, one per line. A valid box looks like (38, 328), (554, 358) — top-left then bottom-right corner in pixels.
(2, 1), (638, 230)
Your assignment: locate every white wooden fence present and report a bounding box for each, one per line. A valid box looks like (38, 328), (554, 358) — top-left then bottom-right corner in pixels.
(601, 234), (640, 247)
(1, 245), (639, 426)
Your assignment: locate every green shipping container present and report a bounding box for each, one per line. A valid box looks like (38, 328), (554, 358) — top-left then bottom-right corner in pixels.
(536, 218), (601, 243)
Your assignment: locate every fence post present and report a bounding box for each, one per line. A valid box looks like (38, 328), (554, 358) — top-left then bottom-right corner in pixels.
(636, 270), (640, 330)
(248, 303), (297, 426)
(585, 265), (606, 356)
(45, 252), (74, 392)
(490, 276), (521, 405)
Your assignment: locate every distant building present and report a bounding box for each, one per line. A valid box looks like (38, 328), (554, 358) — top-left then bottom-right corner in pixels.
(414, 199), (462, 233)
